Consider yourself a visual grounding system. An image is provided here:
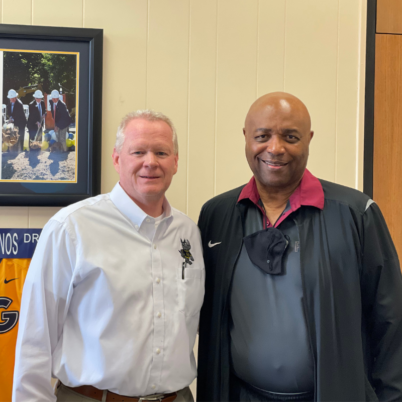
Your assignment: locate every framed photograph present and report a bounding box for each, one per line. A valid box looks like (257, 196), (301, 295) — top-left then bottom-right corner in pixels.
(0, 24), (102, 206)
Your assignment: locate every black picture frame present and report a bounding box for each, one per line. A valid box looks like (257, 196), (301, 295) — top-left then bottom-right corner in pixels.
(0, 24), (103, 206)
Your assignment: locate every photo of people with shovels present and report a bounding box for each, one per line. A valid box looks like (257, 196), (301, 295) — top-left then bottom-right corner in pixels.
(0, 50), (78, 182)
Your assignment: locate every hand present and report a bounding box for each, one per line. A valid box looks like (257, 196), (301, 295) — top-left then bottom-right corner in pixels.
(55, 126), (59, 132)
(9, 117), (14, 122)
(36, 122), (41, 127)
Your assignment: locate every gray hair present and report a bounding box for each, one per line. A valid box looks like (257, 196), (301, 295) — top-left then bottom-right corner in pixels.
(115, 109), (178, 155)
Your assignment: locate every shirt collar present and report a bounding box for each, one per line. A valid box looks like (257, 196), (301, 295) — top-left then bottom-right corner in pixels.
(110, 182), (172, 229)
(238, 169), (324, 211)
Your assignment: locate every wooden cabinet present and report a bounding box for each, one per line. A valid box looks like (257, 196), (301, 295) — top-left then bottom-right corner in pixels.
(377, 0), (402, 34)
(374, 34), (402, 261)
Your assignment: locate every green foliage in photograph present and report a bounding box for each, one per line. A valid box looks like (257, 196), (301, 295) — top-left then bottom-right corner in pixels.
(3, 51), (76, 109)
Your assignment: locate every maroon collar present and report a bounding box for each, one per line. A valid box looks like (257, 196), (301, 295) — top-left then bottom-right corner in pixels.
(238, 169), (324, 227)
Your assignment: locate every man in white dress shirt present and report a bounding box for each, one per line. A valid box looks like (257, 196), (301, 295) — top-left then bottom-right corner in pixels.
(13, 110), (205, 402)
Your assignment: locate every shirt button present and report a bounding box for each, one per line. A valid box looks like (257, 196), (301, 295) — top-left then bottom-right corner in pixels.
(153, 244), (157, 249)
(156, 311), (161, 318)
(155, 277), (160, 284)
(146, 218), (151, 223)
(151, 385), (156, 390)
(156, 348), (161, 354)
(134, 225), (139, 230)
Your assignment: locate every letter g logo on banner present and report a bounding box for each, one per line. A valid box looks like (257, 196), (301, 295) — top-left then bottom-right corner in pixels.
(0, 297), (19, 334)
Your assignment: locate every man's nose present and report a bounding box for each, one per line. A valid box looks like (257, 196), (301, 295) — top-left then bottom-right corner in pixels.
(267, 136), (285, 155)
(143, 152), (158, 167)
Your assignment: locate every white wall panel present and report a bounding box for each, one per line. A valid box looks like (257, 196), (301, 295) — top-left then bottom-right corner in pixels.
(33, 0), (83, 27)
(0, 207), (28, 227)
(357, 0), (367, 191)
(257, 0), (286, 96)
(187, 0), (217, 221)
(215, 0), (259, 195)
(28, 207), (60, 228)
(84, 0), (148, 193)
(285, 0), (339, 183)
(3, 0), (31, 25)
(147, 0), (190, 213)
(335, 0), (362, 188)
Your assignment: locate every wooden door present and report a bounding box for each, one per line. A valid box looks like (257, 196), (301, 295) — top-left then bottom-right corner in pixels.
(374, 35), (402, 260)
(373, 0), (402, 263)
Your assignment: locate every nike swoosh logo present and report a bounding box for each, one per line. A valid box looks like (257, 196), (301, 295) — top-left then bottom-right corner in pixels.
(208, 241), (221, 248)
(4, 278), (17, 284)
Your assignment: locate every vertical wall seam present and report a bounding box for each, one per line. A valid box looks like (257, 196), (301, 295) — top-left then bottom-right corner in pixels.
(145, 0), (150, 108)
(283, 0), (287, 90)
(334, 0), (341, 183)
(31, 0), (33, 24)
(256, 0), (260, 98)
(213, 0), (219, 196)
(355, 0), (365, 190)
(82, 0), (85, 27)
(186, 0), (192, 215)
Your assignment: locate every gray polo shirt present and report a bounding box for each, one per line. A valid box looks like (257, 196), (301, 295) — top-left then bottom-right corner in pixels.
(230, 202), (314, 394)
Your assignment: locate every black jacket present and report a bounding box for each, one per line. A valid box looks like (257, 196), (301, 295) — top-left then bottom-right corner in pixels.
(6, 99), (26, 130)
(49, 99), (71, 130)
(197, 179), (402, 402)
(27, 100), (46, 131)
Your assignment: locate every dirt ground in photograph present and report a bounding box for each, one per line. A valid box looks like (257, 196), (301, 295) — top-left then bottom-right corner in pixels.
(1, 150), (76, 181)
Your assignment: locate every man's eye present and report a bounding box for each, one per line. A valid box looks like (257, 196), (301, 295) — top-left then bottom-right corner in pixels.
(157, 152), (167, 156)
(287, 135), (298, 142)
(255, 135), (267, 141)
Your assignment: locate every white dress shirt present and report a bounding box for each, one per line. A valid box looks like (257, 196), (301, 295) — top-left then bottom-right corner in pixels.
(12, 183), (205, 402)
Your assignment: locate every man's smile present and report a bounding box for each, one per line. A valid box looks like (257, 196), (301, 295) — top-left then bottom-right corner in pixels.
(139, 175), (160, 179)
(258, 158), (288, 169)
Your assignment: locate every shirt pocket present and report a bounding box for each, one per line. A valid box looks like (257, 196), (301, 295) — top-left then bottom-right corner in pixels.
(178, 267), (205, 317)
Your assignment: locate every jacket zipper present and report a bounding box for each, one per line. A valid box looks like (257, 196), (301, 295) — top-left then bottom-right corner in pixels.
(219, 239), (243, 398)
(219, 205), (245, 398)
(294, 218), (318, 402)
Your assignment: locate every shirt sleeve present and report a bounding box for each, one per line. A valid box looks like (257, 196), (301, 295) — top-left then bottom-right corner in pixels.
(12, 219), (77, 402)
(361, 202), (402, 402)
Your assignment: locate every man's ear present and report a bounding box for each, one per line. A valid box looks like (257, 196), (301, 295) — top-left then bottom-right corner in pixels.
(243, 128), (246, 137)
(173, 153), (179, 175)
(309, 131), (314, 142)
(112, 148), (120, 174)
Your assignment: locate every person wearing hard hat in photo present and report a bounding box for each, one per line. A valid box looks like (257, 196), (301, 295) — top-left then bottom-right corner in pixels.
(27, 90), (46, 150)
(49, 89), (71, 152)
(6, 89), (27, 152)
